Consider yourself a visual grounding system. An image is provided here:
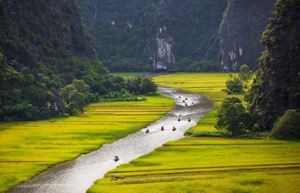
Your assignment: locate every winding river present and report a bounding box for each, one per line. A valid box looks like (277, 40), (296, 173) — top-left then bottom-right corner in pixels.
(8, 87), (213, 193)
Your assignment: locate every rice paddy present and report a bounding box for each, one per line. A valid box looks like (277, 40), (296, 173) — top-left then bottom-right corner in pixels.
(0, 95), (174, 193)
(88, 73), (300, 193)
(89, 137), (300, 193)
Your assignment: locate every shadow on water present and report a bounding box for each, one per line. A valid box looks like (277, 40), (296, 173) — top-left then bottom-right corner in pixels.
(8, 87), (213, 193)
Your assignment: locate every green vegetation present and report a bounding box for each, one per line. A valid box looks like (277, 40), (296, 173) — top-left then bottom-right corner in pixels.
(0, 55), (158, 121)
(224, 75), (244, 94)
(239, 64), (253, 82)
(89, 137), (300, 193)
(247, 0), (300, 131)
(0, 95), (174, 193)
(216, 97), (253, 136)
(271, 109), (300, 139)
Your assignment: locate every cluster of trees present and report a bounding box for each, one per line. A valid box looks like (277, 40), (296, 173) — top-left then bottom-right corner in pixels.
(217, 61), (299, 139)
(0, 54), (157, 121)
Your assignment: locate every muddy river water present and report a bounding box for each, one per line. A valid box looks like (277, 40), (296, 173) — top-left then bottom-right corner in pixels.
(8, 87), (213, 193)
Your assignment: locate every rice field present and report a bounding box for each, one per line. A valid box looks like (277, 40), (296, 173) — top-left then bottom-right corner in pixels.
(0, 96), (173, 193)
(89, 137), (300, 193)
(88, 73), (300, 193)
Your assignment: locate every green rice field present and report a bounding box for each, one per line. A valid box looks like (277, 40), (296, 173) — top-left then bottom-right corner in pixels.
(0, 96), (173, 193)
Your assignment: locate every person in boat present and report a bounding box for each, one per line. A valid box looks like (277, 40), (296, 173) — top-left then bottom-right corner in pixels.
(179, 96), (181, 99)
(114, 155), (119, 162)
(183, 100), (185, 103)
(185, 98), (188, 100)
(145, 129), (150, 133)
(178, 117), (181, 122)
(188, 118), (191, 122)
(172, 126), (176, 131)
(161, 126), (165, 131)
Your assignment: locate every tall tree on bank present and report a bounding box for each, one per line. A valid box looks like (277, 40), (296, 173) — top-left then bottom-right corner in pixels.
(247, 0), (300, 130)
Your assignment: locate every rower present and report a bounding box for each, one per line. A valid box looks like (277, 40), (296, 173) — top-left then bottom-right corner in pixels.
(188, 118), (191, 122)
(145, 129), (150, 133)
(178, 117), (181, 122)
(114, 155), (119, 162)
(172, 126), (177, 131)
(185, 98), (188, 100)
(183, 100), (185, 103)
(161, 126), (165, 131)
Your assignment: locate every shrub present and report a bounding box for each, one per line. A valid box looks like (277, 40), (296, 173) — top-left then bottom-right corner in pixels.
(271, 109), (300, 139)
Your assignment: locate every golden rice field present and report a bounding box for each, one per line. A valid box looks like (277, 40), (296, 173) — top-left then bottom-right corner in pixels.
(0, 96), (174, 193)
(88, 73), (300, 193)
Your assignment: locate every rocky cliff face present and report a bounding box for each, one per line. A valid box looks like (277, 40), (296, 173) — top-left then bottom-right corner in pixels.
(152, 26), (175, 71)
(247, 0), (300, 130)
(79, 0), (227, 72)
(219, 0), (274, 71)
(0, 0), (94, 70)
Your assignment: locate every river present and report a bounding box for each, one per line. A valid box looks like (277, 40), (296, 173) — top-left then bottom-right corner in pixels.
(8, 87), (213, 193)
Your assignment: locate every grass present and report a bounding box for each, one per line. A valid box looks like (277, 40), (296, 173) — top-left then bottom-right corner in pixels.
(0, 95), (174, 193)
(88, 73), (300, 193)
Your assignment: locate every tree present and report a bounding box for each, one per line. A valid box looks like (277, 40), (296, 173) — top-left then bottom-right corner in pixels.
(71, 79), (90, 94)
(239, 64), (253, 82)
(216, 97), (253, 136)
(224, 75), (243, 94)
(60, 79), (90, 115)
(271, 109), (300, 139)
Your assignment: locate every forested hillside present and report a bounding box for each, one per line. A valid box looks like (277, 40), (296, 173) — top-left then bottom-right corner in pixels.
(0, 0), (156, 121)
(247, 0), (300, 131)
